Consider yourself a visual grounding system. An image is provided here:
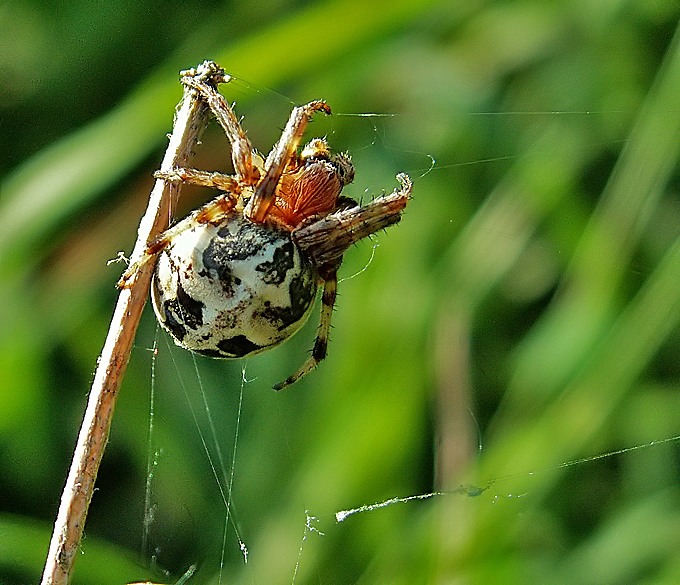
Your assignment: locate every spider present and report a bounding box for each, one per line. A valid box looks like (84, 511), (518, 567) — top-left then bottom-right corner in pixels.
(122, 61), (412, 390)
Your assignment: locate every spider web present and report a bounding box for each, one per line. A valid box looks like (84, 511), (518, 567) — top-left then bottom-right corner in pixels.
(141, 340), (680, 584)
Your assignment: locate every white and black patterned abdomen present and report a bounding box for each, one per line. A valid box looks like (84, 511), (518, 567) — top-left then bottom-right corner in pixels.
(151, 214), (318, 358)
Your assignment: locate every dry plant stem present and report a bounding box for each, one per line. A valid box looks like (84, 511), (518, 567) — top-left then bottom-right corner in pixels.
(40, 62), (220, 585)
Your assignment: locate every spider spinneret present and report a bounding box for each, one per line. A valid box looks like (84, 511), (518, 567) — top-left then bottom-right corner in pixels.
(124, 61), (412, 389)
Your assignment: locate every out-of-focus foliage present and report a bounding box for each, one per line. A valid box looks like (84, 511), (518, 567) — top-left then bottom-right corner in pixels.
(1, 0), (679, 583)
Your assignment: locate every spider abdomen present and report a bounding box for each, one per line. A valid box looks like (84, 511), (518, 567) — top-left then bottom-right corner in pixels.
(151, 214), (318, 358)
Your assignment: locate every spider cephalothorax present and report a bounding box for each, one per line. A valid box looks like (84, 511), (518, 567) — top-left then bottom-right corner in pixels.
(122, 61), (411, 389)
(267, 137), (355, 228)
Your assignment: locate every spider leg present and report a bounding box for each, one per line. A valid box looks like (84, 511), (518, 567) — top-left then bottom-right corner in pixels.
(246, 100), (332, 224)
(181, 71), (259, 185)
(273, 265), (338, 390)
(293, 173), (412, 266)
(154, 168), (241, 192)
(118, 191), (238, 288)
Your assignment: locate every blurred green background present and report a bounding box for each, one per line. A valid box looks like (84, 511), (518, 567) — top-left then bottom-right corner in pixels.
(1, 0), (680, 583)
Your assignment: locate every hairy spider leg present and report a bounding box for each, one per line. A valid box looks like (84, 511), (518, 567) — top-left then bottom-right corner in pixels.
(154, 168), (241, 192)
(182, 72), (260, 185)
(155, 191), (239, 250)
(273, 265), (338, 390)
(292, 173), (413, 266)
(245, 100), (332, 224)
(117, 192), (238, 288)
